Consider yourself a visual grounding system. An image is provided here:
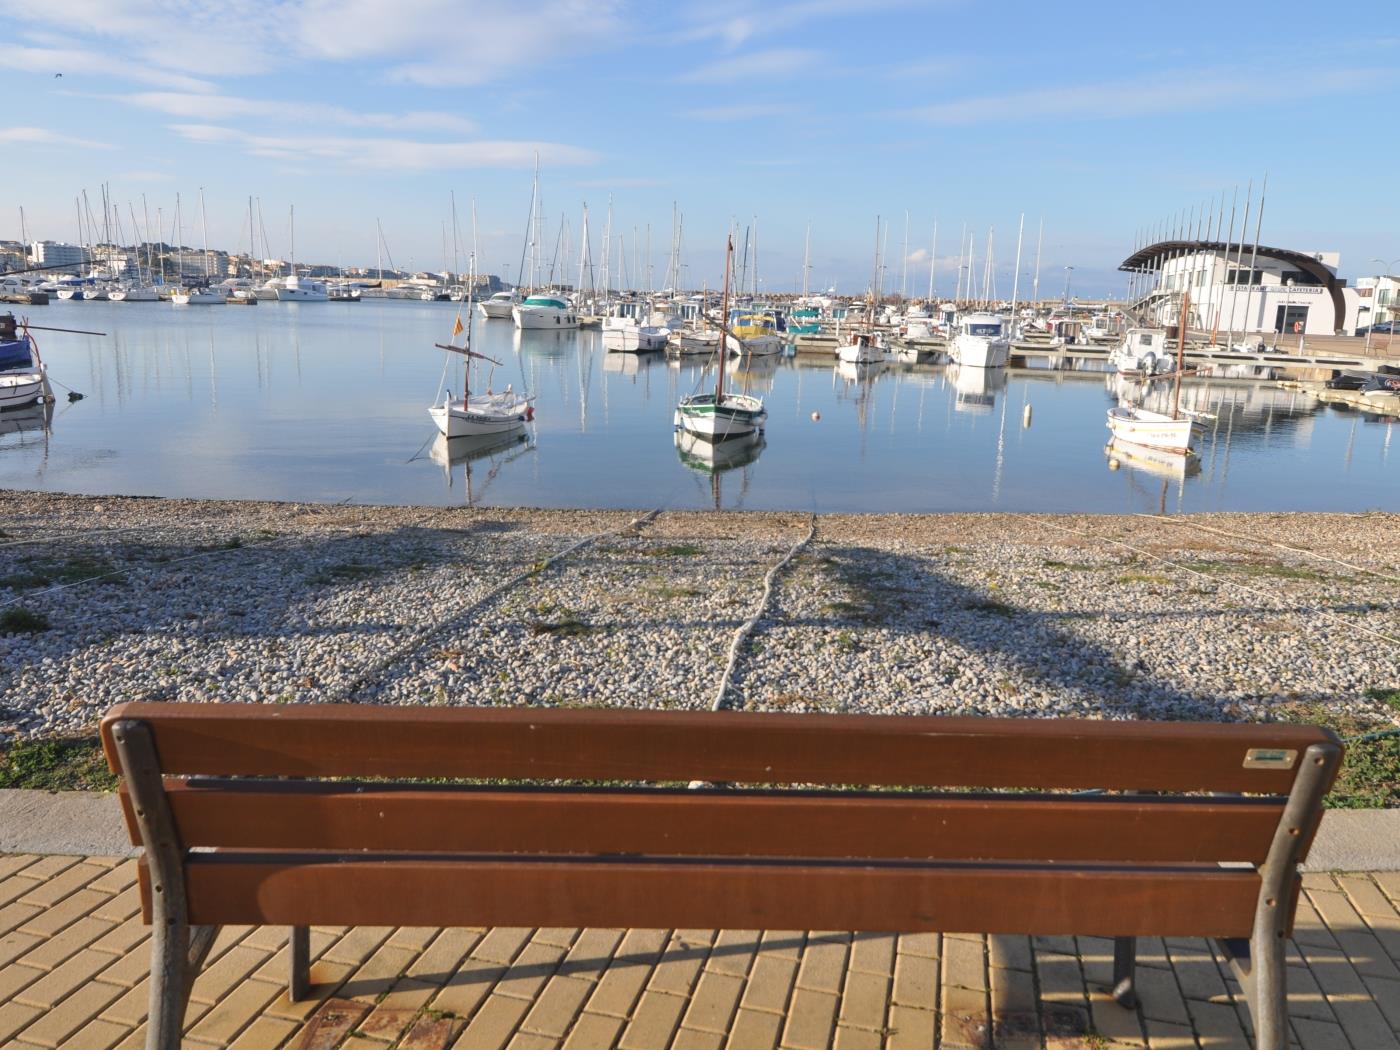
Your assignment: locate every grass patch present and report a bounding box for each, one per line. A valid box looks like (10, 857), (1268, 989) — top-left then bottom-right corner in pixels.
(1364, 687), (1400, 712)
(640, 544), (702, 558)
(1116, 573), (1173, 585)
(0, 555), (125, 590)
(0, 737), (117, 791)
(0, 607), (49, 633)
(1042, 560), (1100, 571)
(1279, 703), (1400, 809)
(648, 583), (703, 600)
(1180, 559), (1324, 581)
(962, 598), (1017, 618)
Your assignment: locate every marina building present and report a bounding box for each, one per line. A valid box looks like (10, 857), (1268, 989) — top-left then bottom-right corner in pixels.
(1354, 275), (1399, 329)
(1119, 240), (1362, 336)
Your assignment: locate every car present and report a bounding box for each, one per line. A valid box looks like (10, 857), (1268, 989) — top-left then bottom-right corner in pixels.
(1356, 321), (1394, 337)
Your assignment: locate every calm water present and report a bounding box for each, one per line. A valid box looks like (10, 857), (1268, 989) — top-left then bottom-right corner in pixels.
(2, 299), (1395, 512)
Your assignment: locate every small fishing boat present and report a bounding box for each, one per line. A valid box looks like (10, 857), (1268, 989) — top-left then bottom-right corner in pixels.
(724, 309), (783, 356)
(676, 237), (768, 440)
(1105, 294), (1201, 455)
(0, 318), (50, 410)
(429, 297), (534, 438)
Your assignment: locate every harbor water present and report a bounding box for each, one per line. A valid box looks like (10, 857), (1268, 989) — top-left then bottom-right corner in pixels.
(2, 299), (1396, 513)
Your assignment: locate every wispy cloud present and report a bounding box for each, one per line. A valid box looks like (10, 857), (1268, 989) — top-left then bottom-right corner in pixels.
(574, 177), (666, 188)
(168, 124), (598, 171)
(884, 58), (961, 81)
(685, 102), (798, 121)
(679, 0), (924, 50)
(9, 44), (217, 92)
(678, 48), (819, 84)
(115, 169), (176, 182)
(907, 67), (1383, 124)
(0, 126), (113, 149)
(117, 92), (477, 133)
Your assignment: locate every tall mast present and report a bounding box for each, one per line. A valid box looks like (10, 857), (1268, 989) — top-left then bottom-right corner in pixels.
(900, 210), (909, 300)
(1009, 213), (1024, 331)
(1226, 181), (1250, 346)
(289, 204), (296, 278)
(1242, 173), (1267, 339)
(600, 196), (612, 313)
(1032, 218), (1043, 305)
(450, 191), (460, 282)
(869, 215), (881, 325)
(199, 187), (211, 284)
(716, 236), (732, 403)
(516, 163), (536, 292)
(927, 220), (937, 301)
(801, 222), (811, 298)
(175, 192), (183, 284)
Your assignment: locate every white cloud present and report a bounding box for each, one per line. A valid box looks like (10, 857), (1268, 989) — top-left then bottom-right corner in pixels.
(907, 67), (1381, 124)
(0, 126), (113, 149)
(118, 92), (477, 133)
(685, 102), (798, 121)
(168, 124), (598, 171)
(679, 0), (922, 50)
(678, 48), (819, 84)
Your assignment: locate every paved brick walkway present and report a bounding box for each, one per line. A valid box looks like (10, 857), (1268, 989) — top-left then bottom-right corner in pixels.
(0, 856), (1398, 1049)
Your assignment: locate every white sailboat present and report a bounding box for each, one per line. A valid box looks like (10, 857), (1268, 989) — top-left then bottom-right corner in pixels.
(275, 206), (327, 302)
(429, 284), (534, 438)
(675, 236), (768, 440)
(1106, 293), (1202, 455)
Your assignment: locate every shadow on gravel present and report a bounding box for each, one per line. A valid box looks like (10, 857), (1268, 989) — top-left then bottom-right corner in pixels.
(749, 544), (1396, 721)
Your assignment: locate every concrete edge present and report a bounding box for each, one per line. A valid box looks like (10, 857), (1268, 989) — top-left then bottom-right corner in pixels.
(1, 789), (1397, 870)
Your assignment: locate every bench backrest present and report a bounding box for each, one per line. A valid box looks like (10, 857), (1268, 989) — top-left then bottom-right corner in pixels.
(101, 703), (1341, 938)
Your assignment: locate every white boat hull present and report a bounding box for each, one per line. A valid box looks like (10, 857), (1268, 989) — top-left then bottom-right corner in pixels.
(513, 305), (578, 329)
(429, 396), (533, 438)
(675, 394), (767, 439)
(952, 334), (1010, 368)
(1105, 407), (1201, 454)
(55, 288), (84, 301)
(276, 287), (328, 302)
(603, 324), (670, 353)
(0, 369), (47, 409)
(725, 333), (783, 356)
(836, 342), (884, 364)
(109, 286), (160, 302)
(673, 332), (721, 355)
(478, 299), (516, 319)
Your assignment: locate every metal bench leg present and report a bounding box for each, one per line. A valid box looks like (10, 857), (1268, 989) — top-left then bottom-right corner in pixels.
(1112, 937), (1138, 1009)
(289, 926), (310, 1001)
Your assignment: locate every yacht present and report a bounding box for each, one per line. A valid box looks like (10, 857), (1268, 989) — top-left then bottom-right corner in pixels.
(276, 275), (329, 302)
(602, 316), (670, 352)
(512, 291), (577, 329)
(108, 283), (161, 302)
(951, 313), (1010, 368)
(725, 309), (783, 356)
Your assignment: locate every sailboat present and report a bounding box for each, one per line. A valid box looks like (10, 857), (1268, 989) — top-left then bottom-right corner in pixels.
(675, 237), (767, 440)
(1106, 292), (1202, 455)
(836, 219), (889, 364)
(429, 285), (535, 438)
(0, 315), (51, 410)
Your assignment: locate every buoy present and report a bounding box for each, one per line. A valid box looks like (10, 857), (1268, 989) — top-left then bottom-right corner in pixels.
(811, 411), (821, 422)
(1022, 403), (1032, 428)
(1108, 458), (1121, 471)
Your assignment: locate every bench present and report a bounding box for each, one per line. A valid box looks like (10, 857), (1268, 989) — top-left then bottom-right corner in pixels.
(100, 702), (1342, 1050)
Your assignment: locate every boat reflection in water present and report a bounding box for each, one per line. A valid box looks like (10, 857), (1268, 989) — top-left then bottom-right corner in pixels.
(429, 429), (535, 505)
(946, 363), (1007, 414)
(1104, 437), (1202, 481)
(673, 428), (766, 510)
(0, 400), (54, 449)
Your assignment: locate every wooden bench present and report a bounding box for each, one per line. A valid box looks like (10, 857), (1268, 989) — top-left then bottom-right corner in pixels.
(101, 702), (1342, 1050)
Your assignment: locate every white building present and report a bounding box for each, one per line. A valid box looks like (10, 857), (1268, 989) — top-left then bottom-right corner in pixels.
(29, 240), (90, 272)
(1120, 240), (1361, 336)
(1353, 275), (1399, 329)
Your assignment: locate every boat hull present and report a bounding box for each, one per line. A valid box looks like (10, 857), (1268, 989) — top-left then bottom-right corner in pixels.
(725, 333), (783, 356)
(478, 300), (516, 318)
(429, 398), (533, 438)
(675, 394), (767, 439)
(513, 305), (578, 329)
(0, 369), (47, 409)
(1105, 407), (1201, 455)
(953, 334), (1010, 368)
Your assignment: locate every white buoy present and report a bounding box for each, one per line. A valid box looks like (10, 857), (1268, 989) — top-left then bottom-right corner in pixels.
(1022, 403), (1032, 428)
(811, 411), (821, 422)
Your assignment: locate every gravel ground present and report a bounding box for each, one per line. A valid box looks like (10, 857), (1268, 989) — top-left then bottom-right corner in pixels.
(0, 491), (1397, 738)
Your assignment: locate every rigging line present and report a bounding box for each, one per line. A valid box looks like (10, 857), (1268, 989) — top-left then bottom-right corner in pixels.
(1133, 513), (1400, 586)
(1035, 519), (1400, 649)
(334, 507), (666, 702)
(405, 430), (437, 464)
(711, 513), (817, 713)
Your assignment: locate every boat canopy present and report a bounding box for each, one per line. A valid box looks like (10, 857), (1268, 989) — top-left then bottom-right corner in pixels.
(523, 295), (568, 309)
(0, 338), (34, 371)
(965, 322), (1003, 337)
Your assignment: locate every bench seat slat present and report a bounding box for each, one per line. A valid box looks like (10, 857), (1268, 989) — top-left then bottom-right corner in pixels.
(100, 704), (1336, 793)
(131, 782), (1286, 865)
(150, 855), (1263, 938)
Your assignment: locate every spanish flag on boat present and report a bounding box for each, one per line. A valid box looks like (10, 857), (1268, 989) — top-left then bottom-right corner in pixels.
(452, 314), (464, 338)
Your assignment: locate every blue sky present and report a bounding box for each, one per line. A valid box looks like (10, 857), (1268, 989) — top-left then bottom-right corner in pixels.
(3, 0), (1397, 296)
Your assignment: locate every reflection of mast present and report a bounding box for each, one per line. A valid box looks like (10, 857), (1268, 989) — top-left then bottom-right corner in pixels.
(991, 393), (1007, 502)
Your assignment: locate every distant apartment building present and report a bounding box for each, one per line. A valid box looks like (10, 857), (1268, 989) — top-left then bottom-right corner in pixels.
(29, 240), (90, 272)
(0, 241), (26, 272)
(1354, 275), (1399, 328)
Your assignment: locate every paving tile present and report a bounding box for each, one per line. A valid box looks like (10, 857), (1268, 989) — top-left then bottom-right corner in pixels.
(885, 1004), (936, 1050)
(297, 997), (371, 1050)
(1291, 1015), (1352, 1050)
(14, 945), (113, 1007)
(1328, 996), (1400, 1050)
(557, 928), (622, 982)
(399, 1015), (462, 1050)
(391, 925), (445, 950)
(644, 934), (706, 997)
(0, 926), (43, 968)
(1133, 963), (1191, 1026)
(1141, 1017), (1198, 1048)
(494, 940), (568, 1002)
(737, 953), (796, 1015)
(561, 1012), (625, 1050)
(795, 933), (850, 995)
(847, 932), (896, 977)
(831, 1023), (883, 1049)
(12, 977), (127, 1048)
(184, 976), (285, 1045)
(411, 927), (486, 983)
(672, 1027), (726, 1050)
(757, 929), (805, 959)
(779, 988), (839, 1050)
(0, 855), (42, 880)
(188, 944), (271, 1006)
(703, 929), (758, 979)
(89, 914), (151, 957)
(1167, 947), (1229, 1003)
(260, 960), (356, 1022)
(87, 861), (139, 895)
(21, 888), (110, 937)
(618, 990), (687, 1050)
(1186, 998), (1250, 1046)
(225, 1015), (300, 1050)
(357, 1005), (422, 1044)
(989, 933), (1034, 973)
(942, 934), (987, 991)
(16, 859), (98, 905)
(473, 927), (535, 965)
(0, 898), (44, 937)
(504, 1031), (558, 1050)
(940, 982), (989, 1050)
(722, 1008), (782, 1050)
(892, 949), (936, 1009)
(1035, 951), (1087, 1011)
(0, 1001), (43, 1044)
(91, 884), (143, 924)
(836, 969), (889, 1033)
(679, 970), (743, 1034)
(1366, 975), (1400, 1030)
(318, 925), (394, 968)
(430, 956), (511, 1022)
(517, 974), (593, 1038)
(340, 942), (420, 1004)
(56, 1017), (132, 1050)
(90, 936), (159, 989)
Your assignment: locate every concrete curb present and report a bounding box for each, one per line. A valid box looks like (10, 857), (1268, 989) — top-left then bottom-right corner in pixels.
(2, 789), (1399, 870)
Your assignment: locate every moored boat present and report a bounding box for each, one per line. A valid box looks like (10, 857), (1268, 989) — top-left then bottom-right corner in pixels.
(951, 313), (1010, 368)
(513, 292), (578, 330)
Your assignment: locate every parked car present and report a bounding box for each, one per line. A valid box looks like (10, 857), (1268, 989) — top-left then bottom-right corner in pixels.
(1356, 321), (1394, 337)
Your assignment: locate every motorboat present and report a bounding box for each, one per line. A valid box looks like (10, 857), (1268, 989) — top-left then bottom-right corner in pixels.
(275, 275), (328, 302)
(1111, 329), (1173, 376)
(602, 316), (670, 353)
(951, 313), (1010, 368)
(478, 290), (519, 318)
(513, 291), (578, 330)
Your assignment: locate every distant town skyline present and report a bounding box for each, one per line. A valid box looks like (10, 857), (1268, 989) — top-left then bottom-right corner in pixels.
(3, 0), (1398, 296)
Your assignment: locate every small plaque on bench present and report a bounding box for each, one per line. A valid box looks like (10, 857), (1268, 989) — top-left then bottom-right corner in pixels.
(1243, 748), (1297, 770)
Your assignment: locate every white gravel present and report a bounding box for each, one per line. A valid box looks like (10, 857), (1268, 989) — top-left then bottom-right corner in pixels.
(1, 492), (1397, 738)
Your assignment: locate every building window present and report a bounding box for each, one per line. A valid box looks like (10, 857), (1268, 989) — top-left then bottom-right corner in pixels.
(1226, 269), (1261, 285)
(1279, 269), (1321, 287)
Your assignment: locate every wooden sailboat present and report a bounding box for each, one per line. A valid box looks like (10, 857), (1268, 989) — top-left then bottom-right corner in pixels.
(1106, 292), (1202, 455)
(675, 237), (767, 440)
(429, 278), (534, 438)
(836, 218), (888, 364)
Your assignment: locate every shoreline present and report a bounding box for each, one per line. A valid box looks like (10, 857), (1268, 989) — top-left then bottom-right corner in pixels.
(0, 488), (1396, 804)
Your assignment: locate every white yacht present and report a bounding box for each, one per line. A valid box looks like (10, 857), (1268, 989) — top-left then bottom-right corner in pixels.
(602, 316), (670, 353)
(951, 313), (1010, 368)
(108, 283), (161, 302)
(512, 291), (577, 330)
(276, 275), (329, 302)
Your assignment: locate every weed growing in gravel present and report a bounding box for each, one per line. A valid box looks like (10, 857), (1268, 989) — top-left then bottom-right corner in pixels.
(1116, 573), (1173, 585)
(0, 555), (125, 590)
(1363, 687), (1400, 712)
(0, 737), (116, 791)
(1180, 559), (1324, 581)
(1042, 560), (1099, 571)
(529, 616), (596, 638)
(1278, 702), (1400, 808)
(0, 607), (49, 633)
(308, 562), (385, 584)
(641, 544), (703, 558)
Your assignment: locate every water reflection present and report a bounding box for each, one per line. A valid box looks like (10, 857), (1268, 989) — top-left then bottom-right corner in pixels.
(429, 430), (536, 506)
(948, 363), (1007, 414)
(673, 429), (766, 510)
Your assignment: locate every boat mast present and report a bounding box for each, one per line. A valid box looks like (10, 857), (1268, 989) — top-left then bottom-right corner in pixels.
(900, 210), (909, 301)
(869, 215), (881, 330)
(1242, 173), (1267, 341)
(716, 236), (732, 404)
(289, 204), (296, 280)
(175, 193), (183, 286)
(927, 220), (937, 302)
(1174, 291), (1190, 420)
(1032, 218), (1043, 306)
(450, 191), (460, 284)
(1009, 213), (1024, 333)
(801, 222), (811, 298)
(199, 188), (211, 286)
(600, 196), (612, 314)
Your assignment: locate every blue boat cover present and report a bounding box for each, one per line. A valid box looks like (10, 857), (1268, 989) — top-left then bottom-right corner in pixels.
(0, 338), (33, 371)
